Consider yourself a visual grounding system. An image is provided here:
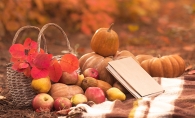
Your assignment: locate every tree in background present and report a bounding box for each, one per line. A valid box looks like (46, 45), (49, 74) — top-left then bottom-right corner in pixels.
(0, 0), (160, 37)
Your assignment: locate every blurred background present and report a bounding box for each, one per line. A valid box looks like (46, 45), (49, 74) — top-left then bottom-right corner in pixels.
(0, 0), (195, 62)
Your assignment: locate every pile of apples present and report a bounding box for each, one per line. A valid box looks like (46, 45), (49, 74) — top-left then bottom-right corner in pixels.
(31, 67), (126, 112)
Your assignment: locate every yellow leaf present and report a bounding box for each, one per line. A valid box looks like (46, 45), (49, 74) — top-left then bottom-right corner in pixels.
(128, 24), (139, 32)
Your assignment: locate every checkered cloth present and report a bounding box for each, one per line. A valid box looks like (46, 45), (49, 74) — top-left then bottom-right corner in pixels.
(59, 75), (195, 118)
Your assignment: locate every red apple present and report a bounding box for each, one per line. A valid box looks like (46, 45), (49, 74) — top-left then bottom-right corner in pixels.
(84, 87), (105, 104)
(32, 93), (54, 111)
(59, 71), (78, 84)
(54, 97), (72, 111)
(83, 68), (99, 79)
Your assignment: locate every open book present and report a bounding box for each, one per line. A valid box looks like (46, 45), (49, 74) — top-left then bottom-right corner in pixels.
(106, 57), (164, 98)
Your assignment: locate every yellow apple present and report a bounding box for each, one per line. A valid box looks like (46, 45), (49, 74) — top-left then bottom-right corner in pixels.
(76, 74), (84, 86)
(31, 76), (51, 93)
(71, 94), (87, 106)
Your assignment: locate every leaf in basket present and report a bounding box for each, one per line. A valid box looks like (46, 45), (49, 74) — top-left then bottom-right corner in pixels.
(11, 58), (31, 77)
(11, 57), (27, 70)
(18, 62), (29, 69)
(49, 59), (62, 82)
(9, 44), (25, 58)
(31, 66), (49, 79)
(23, 66), (31, 77)
(12, 60), (24, 72)
(60, 54), (79, 73)
(23, 38), (37, 50)
(33, 53), (52, 69)
(26, 49), (45, 67)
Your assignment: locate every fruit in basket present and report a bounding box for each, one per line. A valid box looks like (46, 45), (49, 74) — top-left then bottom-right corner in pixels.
(135, 54), (186, 77)
(106, 87), (126, 101)
(59, 71), (78, 85)
(71, 94), (88, 106)
(83, 68), (99, 79)
(79, 50), (139, 85)
(53, 97), (72, 111)
(85, 87), (106, 104)
(76, 74), (85, 86)
(50, 83), (84, 100)
(90, 23), (119, 57)
(32, 93), (54, 111)
(31, 76), (51, 93)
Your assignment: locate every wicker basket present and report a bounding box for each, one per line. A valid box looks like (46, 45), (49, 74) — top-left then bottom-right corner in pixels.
(36, 23), (79, 74)
(36, 23), (75, 58)
(7, 23), (77, 109)
(6, 26), (47, 108)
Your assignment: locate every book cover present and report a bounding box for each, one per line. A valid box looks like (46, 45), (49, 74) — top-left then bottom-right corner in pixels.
(106, 57), (164, 98)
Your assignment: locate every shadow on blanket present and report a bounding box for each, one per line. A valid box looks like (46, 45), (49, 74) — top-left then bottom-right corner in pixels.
(59, 75), (195, 118)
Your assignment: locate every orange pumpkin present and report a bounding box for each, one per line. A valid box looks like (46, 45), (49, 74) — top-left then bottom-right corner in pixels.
(90, 23), (119, 57)
(49, 83), (84, 100)
(79, 50), (139, 85)
(136, 54), (186, 78)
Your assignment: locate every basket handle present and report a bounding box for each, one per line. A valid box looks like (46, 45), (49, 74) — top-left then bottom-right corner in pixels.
(37, 23), (73, 54)
(12, 25), (47, 53)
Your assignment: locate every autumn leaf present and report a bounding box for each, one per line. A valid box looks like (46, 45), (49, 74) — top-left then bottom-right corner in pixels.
(23, 38), (38, 50)
(23, 66), (31, 77)
(18, 62), (29, 69)
(49, 59), (62, 82)
(9, 44), (25, 58)
(33, 53), (52, 69)
(60, 54), (79, 73)
(12, 61), (24, 72)
(31, 66), (49, 79)
(11, 57), (29, 71)
(26, 49), (45, 67)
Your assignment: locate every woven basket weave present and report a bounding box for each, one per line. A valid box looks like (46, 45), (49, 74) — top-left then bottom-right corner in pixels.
(6, 26), (47, 108)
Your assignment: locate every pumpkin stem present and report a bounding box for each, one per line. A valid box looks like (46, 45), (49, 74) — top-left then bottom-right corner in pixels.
(107, 23), (114, 32)
(158, 54), (161, 58)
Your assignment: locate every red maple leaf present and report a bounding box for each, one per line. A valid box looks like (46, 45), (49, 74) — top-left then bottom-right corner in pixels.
(23, 38), (37, 50)
(9, 38), (50, 79)
(60, 54), (79, 73)
(9, 44), (25, 58)
(11, 57), (29, 70)
(31, 53), (53, 79)
(31, 66), (49, 79)
(26, 49), (45, 67)
(33, 53), (52, 69)
(23, 66), (31, 77)
(49, 59), (62, 82)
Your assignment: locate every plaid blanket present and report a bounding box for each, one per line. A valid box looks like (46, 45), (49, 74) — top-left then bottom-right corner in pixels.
(60, 75), (195, 118)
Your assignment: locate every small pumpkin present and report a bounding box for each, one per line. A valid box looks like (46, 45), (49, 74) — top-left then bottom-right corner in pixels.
(49, 83), (84, 100)
(135, 54), (186, 78)
(79, 50), (139, 85)
(90, 23), (119, 57)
